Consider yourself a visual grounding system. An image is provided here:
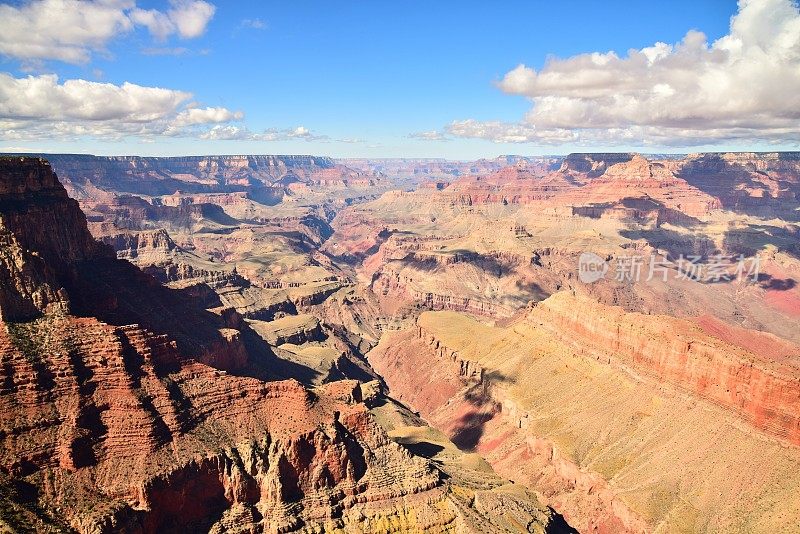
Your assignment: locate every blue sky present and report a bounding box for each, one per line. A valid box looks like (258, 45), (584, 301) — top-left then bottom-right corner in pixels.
(3, 0), (798, 158)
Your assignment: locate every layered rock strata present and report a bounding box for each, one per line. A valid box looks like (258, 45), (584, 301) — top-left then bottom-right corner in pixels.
(0, 157), (558, 533)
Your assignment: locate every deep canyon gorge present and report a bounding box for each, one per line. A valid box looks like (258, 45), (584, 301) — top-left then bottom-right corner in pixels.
(1, 152), (799, 533)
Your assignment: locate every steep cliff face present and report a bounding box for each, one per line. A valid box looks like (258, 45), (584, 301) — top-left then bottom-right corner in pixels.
(531, 292), (800, 445)
(367, 293), (800, 533)
(367, 321), (648, 534)
(0, 157), (559, 533)
(340, 157), (561, 184)
(0, 313), (445, 532)
(435, 153), (721, 217)
(558, 153), (635, 176)
(677, 152), (800, 217)
(90, 194), (238, 229)
(40, 154), (341, 195)
(561, 155), (721, 217)
(352, 153), (793, 220)
(0, 157), (112, 321)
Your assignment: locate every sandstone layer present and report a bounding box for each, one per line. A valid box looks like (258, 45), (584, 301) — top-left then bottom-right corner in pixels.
(0, 157), (559, 533)
(5, 150), (799, 534)
(367, 292), (800, 533)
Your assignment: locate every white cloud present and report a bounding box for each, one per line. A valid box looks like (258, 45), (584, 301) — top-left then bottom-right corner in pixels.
(284, 126), (316, 140)
(165, 0), (215, 38)
(408, 130), (449, 141)
(199, 125), (327, 142)
(0, 73), (192, 121)
(451, 0), (800, 147)
(0, 73), (242, 140)
(0, 145), (51, 152)
(0, 0), (216, 64)
(0, 74), (325, 143)
(198, 125), (250, 140)
(447, 120), (577, 144)
(172, 106), (243, 127)
(0, 0), (133, 63)
(129, 6), (177, 41)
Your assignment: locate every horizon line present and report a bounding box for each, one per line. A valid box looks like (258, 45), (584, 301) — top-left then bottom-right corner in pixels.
(4, 150), (800, 161)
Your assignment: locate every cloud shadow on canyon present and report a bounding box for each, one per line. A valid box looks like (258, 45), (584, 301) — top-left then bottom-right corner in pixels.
(448, 380), (509, 452)
(678, 155), (800, 223)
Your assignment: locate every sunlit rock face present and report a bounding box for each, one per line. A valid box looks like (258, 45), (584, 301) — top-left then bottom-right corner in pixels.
(4, 151), (799, 533)
(330, 152), (800, 533)
(368, 293), (800, 533)
(0, 158), (559, 533)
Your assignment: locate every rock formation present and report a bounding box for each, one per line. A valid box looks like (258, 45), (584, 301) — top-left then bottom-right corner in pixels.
(367, 292), (800, 532)
(5, 150), (799, 534)
(0, 157), (559, 533)
(39, 154), (361, 196)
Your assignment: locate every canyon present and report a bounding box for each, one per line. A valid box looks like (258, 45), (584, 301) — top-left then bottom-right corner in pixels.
(1, 151), (799, 533)
(0, 157), (561, 533)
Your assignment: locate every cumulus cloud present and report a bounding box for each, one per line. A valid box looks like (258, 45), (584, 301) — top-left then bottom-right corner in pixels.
(0, 0), (215, 64)
(451, 0), (800, 146)
(129, 6), (177, 41)
(164, 0), (215, 38)
(0, 74), (325, 143)
(0, 73), (241, 140)
(0, 73), (192, 121)
(172, 106), (243, 127)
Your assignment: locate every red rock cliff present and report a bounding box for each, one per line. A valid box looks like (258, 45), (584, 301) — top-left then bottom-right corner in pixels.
(0, 157), (554, 532)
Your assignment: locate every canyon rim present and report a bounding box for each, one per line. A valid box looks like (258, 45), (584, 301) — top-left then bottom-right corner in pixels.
(2, 0), (800, 533)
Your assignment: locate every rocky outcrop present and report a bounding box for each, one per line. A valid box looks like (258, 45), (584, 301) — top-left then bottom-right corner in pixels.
(416, 324), (485, 383)
(247, 314), (325, 346)
(0, 157), (111, 321)
(558, 153), (635, 176)
(89, 194), (238, 231)
(100, 228), (178, 260)
(557, 155), (722, 217)
(443, 166), (574, 206)
(0, 314), (446, 532)
(371, 269), (516, 319)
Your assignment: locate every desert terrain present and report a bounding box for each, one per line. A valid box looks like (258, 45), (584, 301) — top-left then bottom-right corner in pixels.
(0, 151), (799, 533)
